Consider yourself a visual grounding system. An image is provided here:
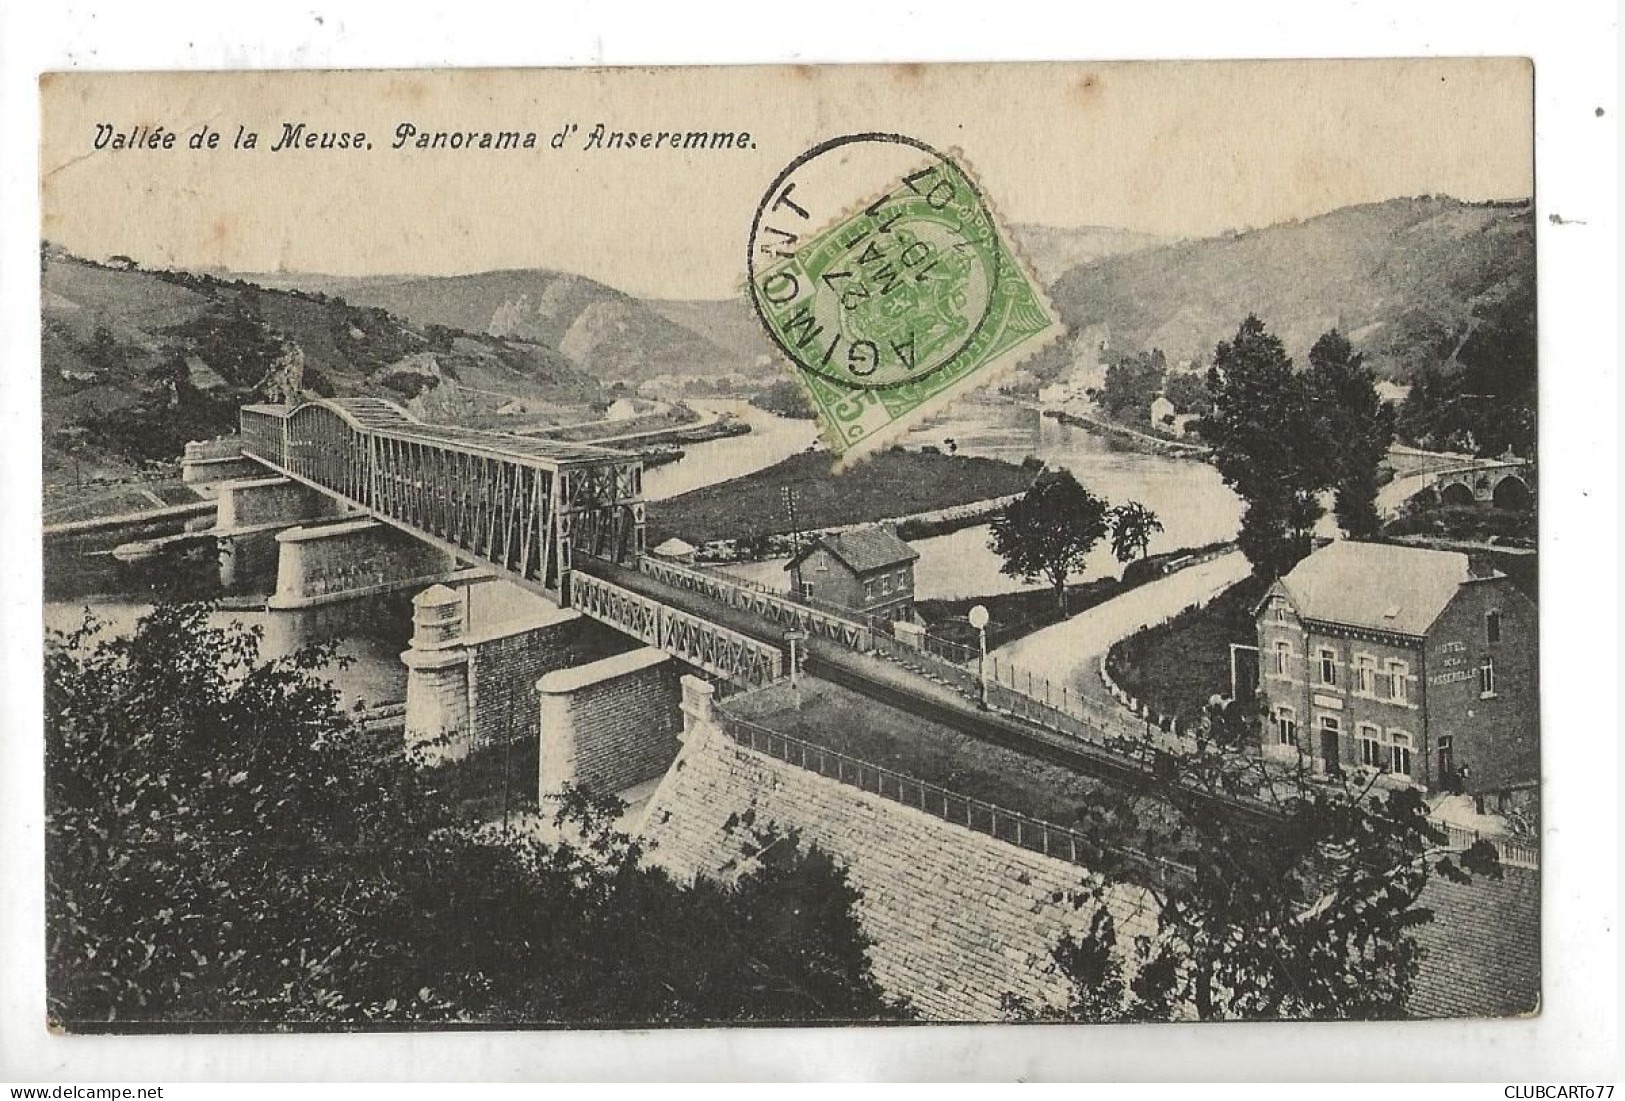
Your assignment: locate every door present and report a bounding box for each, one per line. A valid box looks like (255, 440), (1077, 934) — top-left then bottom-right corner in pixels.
(1437, 736), (1456, 792)
(1317, 714), (1343, 776)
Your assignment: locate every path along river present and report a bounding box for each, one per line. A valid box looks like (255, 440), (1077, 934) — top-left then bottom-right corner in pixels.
(44, 393), (1249, 708)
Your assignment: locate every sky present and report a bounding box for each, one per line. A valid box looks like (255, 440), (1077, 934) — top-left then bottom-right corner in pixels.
(40, 59), (1533, 299)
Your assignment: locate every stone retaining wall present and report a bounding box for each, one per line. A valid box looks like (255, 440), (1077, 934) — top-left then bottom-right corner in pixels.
(638, 678), (1159, 1021)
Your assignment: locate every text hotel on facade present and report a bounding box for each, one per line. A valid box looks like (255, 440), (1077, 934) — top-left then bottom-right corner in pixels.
(1254, 541), (1538, 804)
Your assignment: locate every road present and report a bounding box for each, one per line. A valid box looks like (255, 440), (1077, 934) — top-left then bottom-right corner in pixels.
(989, 550), (1252, 687)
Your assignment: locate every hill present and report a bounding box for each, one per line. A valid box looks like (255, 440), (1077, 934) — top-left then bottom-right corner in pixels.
(41, 253), (601, 483)
(1039, 196), (1534, 381)
(254, 268), (760, 387)
(1007, 222), (1171, 286)
(245, 222), (1168, 392)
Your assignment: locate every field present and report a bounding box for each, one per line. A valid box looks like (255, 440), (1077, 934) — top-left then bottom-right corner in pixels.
(647, 449), (1039, 545)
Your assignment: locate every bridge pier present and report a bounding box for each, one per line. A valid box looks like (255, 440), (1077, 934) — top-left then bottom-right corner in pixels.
(401, 575), (634, 765)
(181, 439), (262, 486)
(214, 476), (349, 590)
(268, 518), (460, 610)
(535, 648), (683, 807)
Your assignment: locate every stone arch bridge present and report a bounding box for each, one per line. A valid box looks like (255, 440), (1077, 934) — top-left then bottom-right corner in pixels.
(1418, 456), (1535, 510)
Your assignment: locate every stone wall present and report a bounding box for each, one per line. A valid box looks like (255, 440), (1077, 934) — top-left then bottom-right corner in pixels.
(536, 648), (683, 799)
(638, 678), (1158, 1021)
(471, 616), (632, 757)
(403, 579), (634, 763)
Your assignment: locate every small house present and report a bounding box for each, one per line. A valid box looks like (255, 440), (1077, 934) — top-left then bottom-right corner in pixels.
(1149, 394), (1177, 428)
(785, 526), (920, 622)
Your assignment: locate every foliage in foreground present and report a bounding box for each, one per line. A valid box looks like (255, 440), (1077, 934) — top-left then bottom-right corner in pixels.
(45, 604), (902, 1028)
(1008, 704), (1503, 1023)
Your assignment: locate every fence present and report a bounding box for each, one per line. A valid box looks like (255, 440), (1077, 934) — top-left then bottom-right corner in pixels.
(639, 555), (876, 651)
(711, 702), (1187, 885)
(1431, 818), (1539, 870)
(239, 404), (290, 468)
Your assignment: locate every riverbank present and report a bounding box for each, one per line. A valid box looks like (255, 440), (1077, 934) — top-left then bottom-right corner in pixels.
(1042, 406), (1209, 459)
(646, 449), (1040, 551)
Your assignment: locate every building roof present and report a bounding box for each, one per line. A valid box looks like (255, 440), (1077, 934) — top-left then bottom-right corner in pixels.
(1276, 540), (1479, 637)
(785, 525), (919, 575)
(650, 537), (697, 558)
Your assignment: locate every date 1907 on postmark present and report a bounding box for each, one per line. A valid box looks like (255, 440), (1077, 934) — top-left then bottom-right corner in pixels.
(748, 134), (1061, 461)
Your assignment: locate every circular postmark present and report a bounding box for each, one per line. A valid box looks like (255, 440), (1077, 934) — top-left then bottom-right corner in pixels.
(746, 133), (1002, 392)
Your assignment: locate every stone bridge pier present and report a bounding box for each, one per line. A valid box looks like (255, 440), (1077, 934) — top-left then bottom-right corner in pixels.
(268, 518), (461, 610)
(400, 574), (678, 780)
(213, 475), (348, 590)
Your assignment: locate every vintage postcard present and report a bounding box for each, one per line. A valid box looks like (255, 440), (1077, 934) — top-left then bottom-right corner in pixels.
(39, 60), (1539, 1031)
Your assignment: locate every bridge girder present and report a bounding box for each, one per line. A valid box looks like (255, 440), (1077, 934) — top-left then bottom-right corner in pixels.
(240, 398), (644, 604)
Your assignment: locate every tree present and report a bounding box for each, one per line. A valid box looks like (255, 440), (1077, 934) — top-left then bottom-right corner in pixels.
(988, 469), (1110, 612)
(1200, 316), (1331, 578)
(1093, 349), (1167, 424)
(1396, 283), (1536, 459)
(1161, 369), (1214, 417)
(1305, 330), (1395, 539)
(1107, 501), (1164, 564)
(46, 605), (903, 1028)
(1010, 736), (1503, 1023)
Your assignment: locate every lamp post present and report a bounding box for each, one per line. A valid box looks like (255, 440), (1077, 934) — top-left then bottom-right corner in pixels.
(784, 628), (808, 697)
(968, 604), (990, 710)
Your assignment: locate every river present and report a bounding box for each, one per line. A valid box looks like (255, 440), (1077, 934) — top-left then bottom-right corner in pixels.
(43, 393), (1246, 702)
(43, 546), (418, 712)
(642, 398), (820, 501)
(720, 394), (1244, 599)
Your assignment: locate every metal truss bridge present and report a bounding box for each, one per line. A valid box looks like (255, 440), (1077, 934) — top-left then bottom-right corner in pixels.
(239, 398), (789, 687)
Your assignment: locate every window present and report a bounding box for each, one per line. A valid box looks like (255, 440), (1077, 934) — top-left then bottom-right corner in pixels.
(1486, 610), (1502, 644)
(1275, 706), (1298, 746)
(1479, 657), (1496, 698)
(864, 579), (877, 601)
(1274, 603), (1289, 623)
(1319, 647), (1338, 687)
(1386, 659), (1410, 704)
(1355, 653), (1377, 696)
(1358, 723), (1384, 769)
(1273, 641), (1291, 676)
(1388, 730), (1414, 776)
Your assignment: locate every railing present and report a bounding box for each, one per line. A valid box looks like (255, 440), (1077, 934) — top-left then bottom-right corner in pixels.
(570, 570), (784, 690)
(240, 404), (290, 468)
(638, 555), (1217, 769)
(638, 556), (875, 651)
(1432, 818), (1539, 870)
(872, 630), (1162, 755)
(712, 703), (1187, 887)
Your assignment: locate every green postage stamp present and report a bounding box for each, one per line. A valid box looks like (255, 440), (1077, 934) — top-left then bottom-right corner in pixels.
(748, 138), (1061, 462)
